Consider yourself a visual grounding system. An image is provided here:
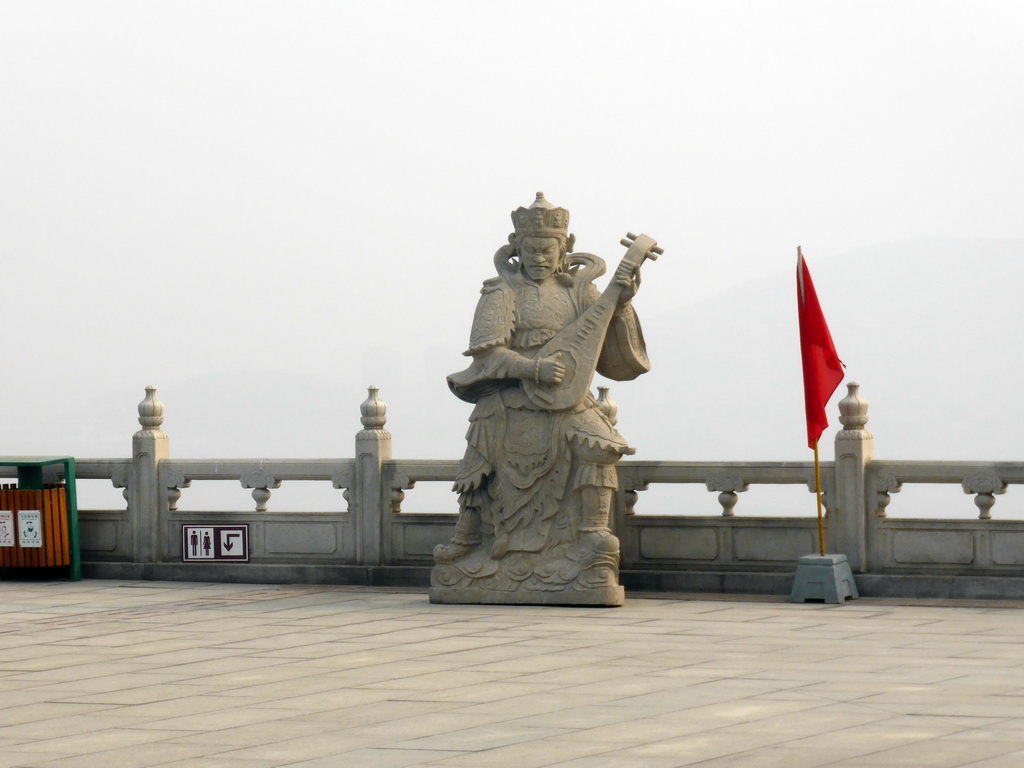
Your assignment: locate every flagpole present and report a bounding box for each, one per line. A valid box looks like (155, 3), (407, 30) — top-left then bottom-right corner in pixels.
(813, 440), (825, 556)
(795, 248), (857, 602)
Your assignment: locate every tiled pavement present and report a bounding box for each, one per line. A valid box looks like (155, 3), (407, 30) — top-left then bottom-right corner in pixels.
(2, 581), (1024, 768)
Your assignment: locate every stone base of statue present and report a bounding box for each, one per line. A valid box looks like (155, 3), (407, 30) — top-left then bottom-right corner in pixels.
(429, 534), (625, 607)
(429, 584), (624, 606)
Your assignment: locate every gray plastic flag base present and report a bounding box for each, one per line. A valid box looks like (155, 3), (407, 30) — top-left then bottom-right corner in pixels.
(791, 553), (859, 604)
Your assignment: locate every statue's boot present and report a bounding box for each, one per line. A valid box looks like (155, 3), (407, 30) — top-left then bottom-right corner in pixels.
(579, 485), (619, 555)
(581, 528), (619, 555)
(433, 509), (481, 563)
(433, 538), (480, 563)
(490, 535), (509, 560)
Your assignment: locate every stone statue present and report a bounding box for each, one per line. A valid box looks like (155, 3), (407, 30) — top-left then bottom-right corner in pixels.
(430, 192), (662, 606)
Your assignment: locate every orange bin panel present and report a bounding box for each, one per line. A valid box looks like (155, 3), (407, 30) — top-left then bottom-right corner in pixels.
(0, 484), (70, 568)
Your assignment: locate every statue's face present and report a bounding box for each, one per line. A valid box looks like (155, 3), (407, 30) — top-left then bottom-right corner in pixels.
(520, 236), (562, 282)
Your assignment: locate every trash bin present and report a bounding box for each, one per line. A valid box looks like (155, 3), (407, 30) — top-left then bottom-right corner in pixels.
(0, 457), (81, 580)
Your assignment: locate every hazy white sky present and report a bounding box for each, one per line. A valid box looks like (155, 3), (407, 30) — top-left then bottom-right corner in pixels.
(2, 2), (1023, 495)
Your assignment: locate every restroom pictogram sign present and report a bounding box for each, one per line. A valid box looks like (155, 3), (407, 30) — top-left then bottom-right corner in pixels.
(182, 525), (249, 562)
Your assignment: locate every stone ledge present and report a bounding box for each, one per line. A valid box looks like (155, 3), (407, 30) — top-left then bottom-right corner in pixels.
(854, 573), (1024, 601)
(76, 562), (1024, 602)
(430, 585), (624, 606)
(81, 562), (432, 587)
(621, 569), (1024, 601)
(621, 569), (794, 595)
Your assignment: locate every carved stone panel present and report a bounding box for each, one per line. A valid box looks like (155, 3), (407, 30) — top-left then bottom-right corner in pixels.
(401, 523), (456, 557)
(990, 533), (1024, 566)
(79, 520), (118, 552)
(892, 531), (974, 565)
(264, 523), (338, 555)
(734, 528), (816, 562)
(638, 528), (718, 561)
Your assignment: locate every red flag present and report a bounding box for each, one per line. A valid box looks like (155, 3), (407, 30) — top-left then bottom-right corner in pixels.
(797, 247), (844, 448)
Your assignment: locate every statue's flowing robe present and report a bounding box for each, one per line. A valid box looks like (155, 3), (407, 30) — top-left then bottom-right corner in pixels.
(446, 256), (649, 565)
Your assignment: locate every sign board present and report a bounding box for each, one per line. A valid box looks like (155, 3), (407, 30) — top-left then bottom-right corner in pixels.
(18, 510), (43, 548)
(0, 510), (13, 547)
(182, 525), (249, 562)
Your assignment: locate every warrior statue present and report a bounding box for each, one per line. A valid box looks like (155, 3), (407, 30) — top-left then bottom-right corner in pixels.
(430, 192), (662, 606)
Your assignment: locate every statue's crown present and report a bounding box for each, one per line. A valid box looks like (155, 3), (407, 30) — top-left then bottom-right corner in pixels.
(511, 192), (570, 240)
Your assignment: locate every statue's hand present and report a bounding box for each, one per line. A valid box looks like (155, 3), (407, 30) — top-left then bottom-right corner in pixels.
(614, 261), (641, 304)
(537, 357), (566, 386)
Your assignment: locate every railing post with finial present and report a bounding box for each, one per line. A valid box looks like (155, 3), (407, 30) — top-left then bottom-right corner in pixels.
(833, 382), (874, 573)
(353, 386), (391, 568)
(130, 385), (170, 564)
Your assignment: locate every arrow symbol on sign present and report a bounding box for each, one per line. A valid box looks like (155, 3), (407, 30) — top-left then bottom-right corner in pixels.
(223, 533), (240, 552)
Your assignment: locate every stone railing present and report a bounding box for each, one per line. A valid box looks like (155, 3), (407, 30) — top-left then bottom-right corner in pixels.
(4, 382), (1024, 599)
(864, 460), (1024, 580)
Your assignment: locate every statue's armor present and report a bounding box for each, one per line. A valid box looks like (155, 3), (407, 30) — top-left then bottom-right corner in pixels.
(512, 280), (576, 350)
(441, 251), (646, 572)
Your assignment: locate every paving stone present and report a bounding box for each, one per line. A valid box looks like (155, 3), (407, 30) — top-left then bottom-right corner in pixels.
(0, 750), (68, 767)
(212, 731), (382, 761)
(544, 757), (695, 768)
(0, 701), (118, 725)
(3, 580), (1024, 767)
(157, 760), (283, 768)
(426, 735), (611, 767)
(24, 740), (214, 768)
(825, 736), (1023, 767)
(388, 723), (575, 752)
(280, 747), (466, 767)
(10, 726), (195, 755)
(164, 719), (344, 748)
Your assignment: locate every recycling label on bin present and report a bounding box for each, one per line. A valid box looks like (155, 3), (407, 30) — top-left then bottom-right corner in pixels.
(18, 510), (43, 547)
(182, 525), (249, 562)
(0, 510), (14, 547)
